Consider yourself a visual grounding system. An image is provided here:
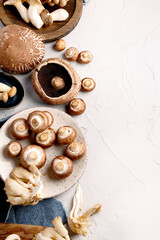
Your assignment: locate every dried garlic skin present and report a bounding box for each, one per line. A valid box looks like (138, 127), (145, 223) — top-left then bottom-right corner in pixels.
(4, 164), (43, 206)
(67, 185), (102, 236)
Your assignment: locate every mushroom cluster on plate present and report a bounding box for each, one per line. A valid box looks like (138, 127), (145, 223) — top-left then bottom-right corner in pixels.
(3, 0), (69, 29)
(4, 109), (86, 205)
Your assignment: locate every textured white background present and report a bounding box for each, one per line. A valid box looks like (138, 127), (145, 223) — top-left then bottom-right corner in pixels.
(1, 0), (160, 239)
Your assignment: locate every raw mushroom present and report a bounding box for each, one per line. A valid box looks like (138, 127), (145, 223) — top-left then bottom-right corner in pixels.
(0, 92), (8, 103)
(33, 217), (70, 240)
(27, 0), (45, 29)
(40, 9), (53, 27)
(5, 234), (21, 240)
(67, 185), (102, 236)
(4, 0), (30, 23)
(4, 164), (43, 205)
(0, 83), (17, 97)
(50, 9), (69, 21)
(52, 217), (70, 240)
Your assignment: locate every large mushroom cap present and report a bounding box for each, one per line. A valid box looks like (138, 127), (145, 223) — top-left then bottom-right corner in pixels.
(0, 25), (45, 74)
(32, 58), (81, 105)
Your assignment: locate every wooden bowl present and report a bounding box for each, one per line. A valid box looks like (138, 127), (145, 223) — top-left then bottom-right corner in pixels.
(0, 0), (83, 42)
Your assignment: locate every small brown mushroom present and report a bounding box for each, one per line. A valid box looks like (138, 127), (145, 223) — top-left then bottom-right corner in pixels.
(51, 155), (73, 179)
(35, 127), (56, 148)
(65, 141), (86, 160)
(43, 111), (54, 127)
(19, 145), (46, 169)
(27, 111), (49, 133)
(65, 47), (79, 61)
(81, 78), (96, 92)
(57, 126), (76, 144)
(51, 76), (65, 90)
(77, 51), (93, 64)
(40, 9), (53, 27)
(11, 118), (30, 139)
(54, 39), (66, 51)
(67, 98), (86, 115)
(6, 141), (22, 158)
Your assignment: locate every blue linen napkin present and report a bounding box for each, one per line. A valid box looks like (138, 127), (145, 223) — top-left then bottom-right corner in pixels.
(0, 120), (67, 226)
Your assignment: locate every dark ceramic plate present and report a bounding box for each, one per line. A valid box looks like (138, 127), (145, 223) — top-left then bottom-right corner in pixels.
(0, 72), (24, 109)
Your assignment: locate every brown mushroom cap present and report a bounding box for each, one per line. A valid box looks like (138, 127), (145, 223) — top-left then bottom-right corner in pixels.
(11, 118), (30, 139)
(51, 155), (73, 179)
(77, 51), (93, 64)
(27, 111), (49, 133)
(0, 25), (45, 74)
(32, 58), (81, 105)
(40, 9), (53, 27)
(67, 98), (86, 115)
(35, 127), (56, 148)
(81, 78), (96, 92)
(65, 141), (86, 160)
(6, 141), (22, 158)
(19, 145), (46, 169)
(57, 126), (77, 144)
(54, 39), (66, 51)
(65, 47), (79, 61)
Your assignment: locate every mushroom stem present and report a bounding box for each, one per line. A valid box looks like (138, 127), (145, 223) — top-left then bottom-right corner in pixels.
(27, 0), (44, 29)
(4, 0), (30, 23)
(50, 9), (69, 21)
(0, 92), (8, 103)
(0, 82), (11, 92)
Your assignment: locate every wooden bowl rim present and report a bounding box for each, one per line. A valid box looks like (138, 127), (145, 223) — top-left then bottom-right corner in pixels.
(0, 0), (83, 42)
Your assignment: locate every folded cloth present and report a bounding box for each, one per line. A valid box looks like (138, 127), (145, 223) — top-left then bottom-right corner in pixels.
(0, 120), (67, 226)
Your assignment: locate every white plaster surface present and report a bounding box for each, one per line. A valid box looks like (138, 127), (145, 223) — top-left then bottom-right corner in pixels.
(1, 0), (160, 239)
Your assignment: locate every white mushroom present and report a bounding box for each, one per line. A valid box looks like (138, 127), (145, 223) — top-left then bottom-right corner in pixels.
(50, 9), (69, 21)
(67, 185), (102, 236)
(52, 217), (70, 240)
(33, 217), (70, 240)
(4, 164), (43, 205)
(4, 0), (30, 23)
(0, 92), (8, 103)
(5, 234), (21, 240)
(0, 83), (17, 98)
(27, 0), (44, 29)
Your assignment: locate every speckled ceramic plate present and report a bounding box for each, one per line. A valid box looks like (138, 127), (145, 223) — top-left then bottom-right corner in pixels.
(0, 107), (87, 198)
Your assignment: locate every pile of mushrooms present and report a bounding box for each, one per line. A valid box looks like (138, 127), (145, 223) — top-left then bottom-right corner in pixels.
(4, 0), (69, 29)
(4, 164), (43, 205)
(33, 216), (70, 240)
(0, 82), (17, 103)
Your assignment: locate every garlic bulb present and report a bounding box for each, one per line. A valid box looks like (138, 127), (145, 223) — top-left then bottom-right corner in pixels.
(4, 164), (43, 205)
(67, 185), (102, 236)
(33, 217), (70, 240)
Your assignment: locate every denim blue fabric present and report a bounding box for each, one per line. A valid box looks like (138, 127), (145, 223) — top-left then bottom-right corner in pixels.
(6, 198), (67, 226)
(83, 0), (90, 4)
